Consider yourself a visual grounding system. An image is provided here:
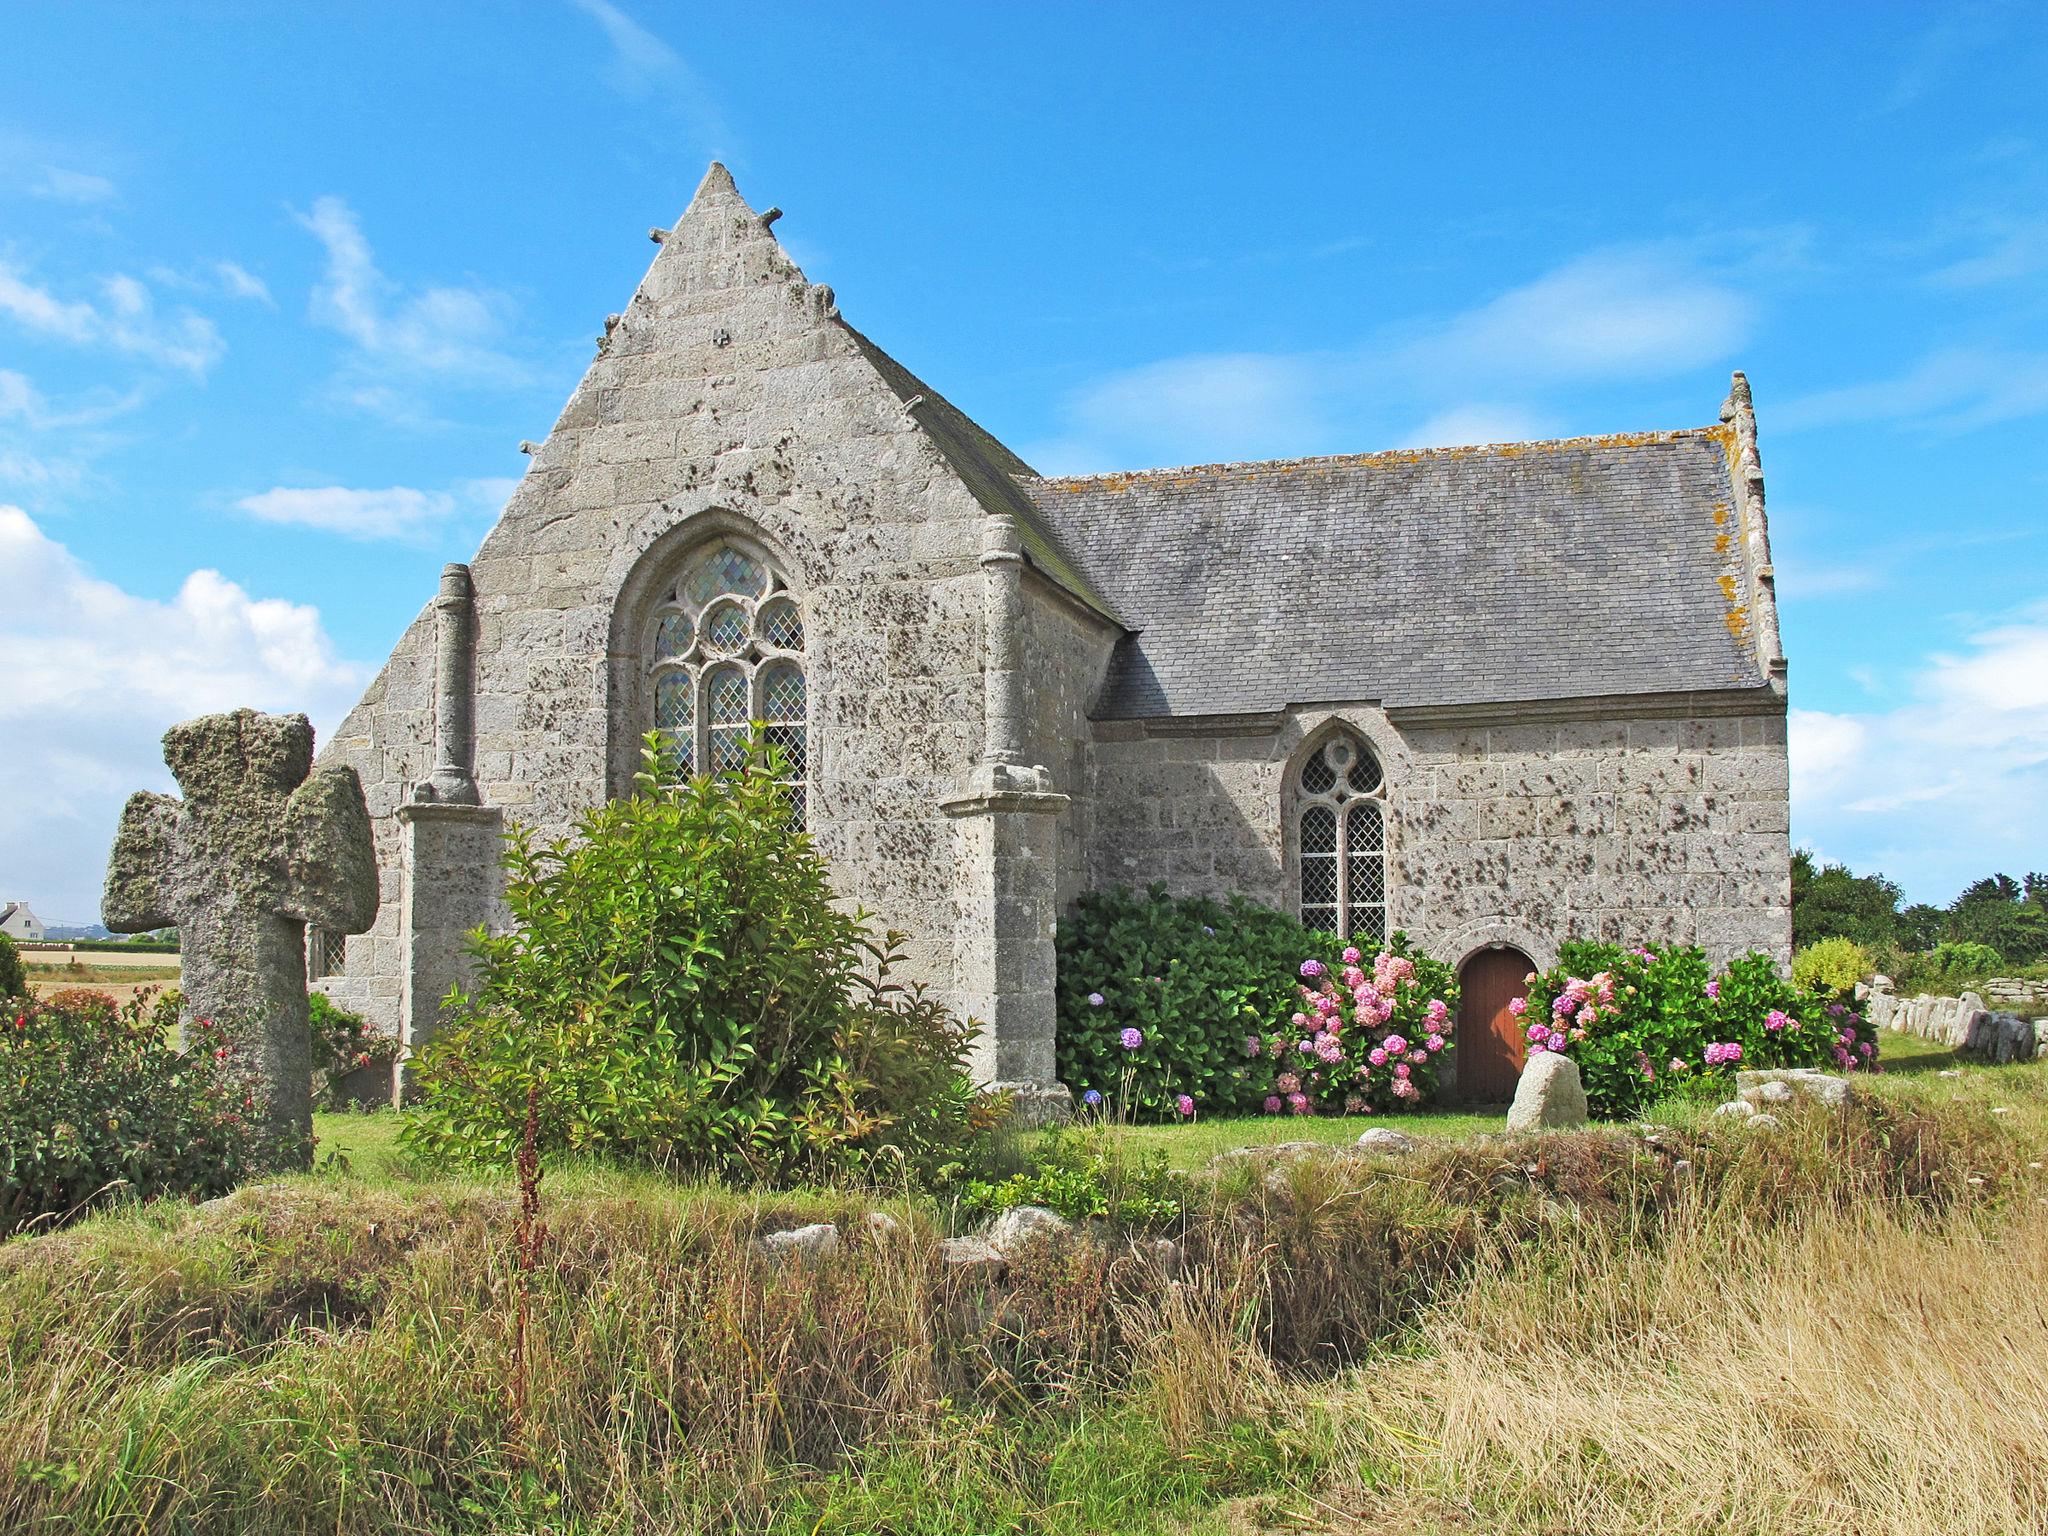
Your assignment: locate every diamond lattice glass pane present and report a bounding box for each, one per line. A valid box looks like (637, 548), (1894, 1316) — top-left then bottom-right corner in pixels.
(1301, 905), (1338, 934)
(703, 600), (749, 654)
(765, 723), (807, 780)
(666, 730), (695, 774)
(1301, 746), (1337, 794)
(710, 726), (748, 773)
(1301, 805), (1337, 854)
(1348, 856), (1386, 905)
(1301, 854), (1339, 908)
(707, 666), (748, 726)
(1347, 802), (1384, 853)
(759, 596), (804, 651)
(655, 672), (694, 732)
(761, 663), (805, 724)
(1349, 906), (1387, 945)
(683, 544), (767, 606)
(1347, 745), (1384, 795)
(653, 611), (693, 660)
(785, 783), (807, 830)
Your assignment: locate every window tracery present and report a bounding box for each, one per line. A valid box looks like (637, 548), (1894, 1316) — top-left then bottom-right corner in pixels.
(1294, 730), (1386, 943)
(645, 539), (807, 823)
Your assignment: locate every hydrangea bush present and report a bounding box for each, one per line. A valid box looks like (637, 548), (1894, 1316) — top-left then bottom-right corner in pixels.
(1246, 940), (1458, 1115)
(1055, 886), (1330, 1118)
(1, 988), (257, 1234)
(1519, 941), (1880, 1119)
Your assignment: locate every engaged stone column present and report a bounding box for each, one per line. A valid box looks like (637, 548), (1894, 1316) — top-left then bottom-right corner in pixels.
(942, 513), (1072, 1122)
(396, 560), (500, 1093)
(103, 709), (378, 1168)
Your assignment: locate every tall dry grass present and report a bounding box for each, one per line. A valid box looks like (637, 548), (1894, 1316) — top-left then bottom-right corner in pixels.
(1315, 1190), (2048, 1536)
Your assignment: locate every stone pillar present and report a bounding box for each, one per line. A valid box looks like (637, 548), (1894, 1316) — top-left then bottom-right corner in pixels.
(419, 563), (481, 807)
(394, 801), (503, 1099)
(394, 558), (499, 1099)
(941, 513), (1072, 1121)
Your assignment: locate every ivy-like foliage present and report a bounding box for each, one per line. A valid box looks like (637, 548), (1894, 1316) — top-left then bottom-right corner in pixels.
(401, 735), (999, 1189)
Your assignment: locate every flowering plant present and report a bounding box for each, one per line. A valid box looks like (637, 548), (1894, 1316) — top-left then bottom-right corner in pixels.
(0, 987), (256, 1233)
(1248, 937), (1458, 1115)
(1523, 941), (1881, 1119)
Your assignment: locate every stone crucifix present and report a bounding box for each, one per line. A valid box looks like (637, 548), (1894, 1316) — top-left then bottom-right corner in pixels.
(103, 709), (379, 1169)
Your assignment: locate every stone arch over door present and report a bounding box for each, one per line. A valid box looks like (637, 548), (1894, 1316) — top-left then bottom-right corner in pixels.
(1455, 943), (1536, 1105)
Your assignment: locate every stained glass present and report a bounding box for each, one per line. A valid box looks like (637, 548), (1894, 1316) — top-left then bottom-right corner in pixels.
(682, 544), (767, 607)
(653, 611), (693, 659)
(703, 600), (749, 653)
(759, 596), (804, 651)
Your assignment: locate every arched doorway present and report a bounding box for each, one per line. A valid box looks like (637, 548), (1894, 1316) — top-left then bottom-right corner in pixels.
(1455, 946), (1534, 1103)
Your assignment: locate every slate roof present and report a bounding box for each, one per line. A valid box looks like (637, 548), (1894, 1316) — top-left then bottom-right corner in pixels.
(1020, 429), (1768, 719)
(837, 323), (1120, 623)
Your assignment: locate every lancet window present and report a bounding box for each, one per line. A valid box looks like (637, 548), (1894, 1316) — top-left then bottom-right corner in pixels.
(1294, 730), (1387, 944)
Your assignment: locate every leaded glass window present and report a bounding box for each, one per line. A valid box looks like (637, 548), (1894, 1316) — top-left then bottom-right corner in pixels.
(644, 538), (807, 823)
(1293, 730), (1387, 943)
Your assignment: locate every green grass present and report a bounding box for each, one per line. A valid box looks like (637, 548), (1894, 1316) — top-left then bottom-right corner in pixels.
(1113, 1106), (1503, 1170)
(312, 1111), (413, 1181)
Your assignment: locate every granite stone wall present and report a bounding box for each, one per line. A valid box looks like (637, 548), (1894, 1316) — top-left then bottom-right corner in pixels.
(316, 164), (997, 1033)
(1082, 700), (1792, 970)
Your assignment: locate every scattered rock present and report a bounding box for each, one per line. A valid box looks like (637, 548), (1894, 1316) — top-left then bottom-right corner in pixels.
(1713, 1099), (1757, 1119)
(862, 1211), (903, 1239)
(1938, 1069), (1963, 1079)
(1672, 1158), (1695, 1181)
(937, 1236), (1006, 1280)
(758, 1222), (840, 1261)
(1747, 1113), (1783, 1132)
(1991, 1106), (2013, 1116)
(1355, 1127), (1419, 1156)
(1748, 1080), (1796, 1106)
(1505, 1052), (1588, 1132)
(987, 1204), (1071, 1256)
(1141, 1236), (1184, 1275)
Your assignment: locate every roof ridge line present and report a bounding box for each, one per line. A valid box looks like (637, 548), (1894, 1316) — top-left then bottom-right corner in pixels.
(1023, 424), (1730, 488)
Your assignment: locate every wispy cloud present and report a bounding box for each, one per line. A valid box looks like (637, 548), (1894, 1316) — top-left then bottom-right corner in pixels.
(567, 0), (730, 149)
(1792, 601), (2048, 901)
(28, 165), (117, 204)
(235, 476), (517, 542)
(1023, 242), (1753, 473)
(0, 261), (225, 375)
(294, 195), (528, 418)
(0, 504), (367, 921)
(1926, 220), (2048, 288)
(1779, 347), (2048, 434)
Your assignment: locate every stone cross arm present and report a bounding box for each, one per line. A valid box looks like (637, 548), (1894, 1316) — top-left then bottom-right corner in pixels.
(103, 791), (183, 933)
(282, 766), (379, 933)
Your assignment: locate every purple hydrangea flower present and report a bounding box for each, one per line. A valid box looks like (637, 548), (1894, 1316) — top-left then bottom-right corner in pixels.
(1300, 959), (1325, 979)
(1119, 1026), (1143, 1051)
(1082, 1088), (1103, 1106)
(1087, 991), (1105, 1007)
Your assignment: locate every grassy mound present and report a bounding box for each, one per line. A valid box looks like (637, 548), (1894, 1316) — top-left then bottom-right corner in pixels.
(0, 1082), (2042, 1533)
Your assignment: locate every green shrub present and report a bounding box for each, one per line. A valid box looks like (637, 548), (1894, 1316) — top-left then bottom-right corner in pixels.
(1791, 936), (1870, 994)
(0, 933), (24, 999)
(401, 736), (998, 1189)
(1055, 885), (1334, 1118)
(960, 1123), (1187, 1226)
(1523, 943), (1880, 1119)
(0, 988), (256, 1233)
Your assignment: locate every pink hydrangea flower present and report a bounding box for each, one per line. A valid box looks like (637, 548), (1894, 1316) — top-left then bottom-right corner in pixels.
(1705, 980), (1721, 1000)
(1384, 1035), (1407, 1056)
(1263, 1094), (1283, 1113)
(1765, 1009), (1790, 1033)
(1425, 1033), (1445, 1052)
(1276, 1072), (1301, 1094)
(1341, 946), (1362, 965)
(1393, 1063), (1410, 1080)
(1245, 1035), (1263, 1057)
(1175, 1094), (1195, 1117)
(1286, 1092), (1310, 1114)
(1368, 1047), (1387, 1066)
(1546, 1030), (1567, 1052)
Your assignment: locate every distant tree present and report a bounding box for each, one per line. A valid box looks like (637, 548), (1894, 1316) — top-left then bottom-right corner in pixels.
(0, 934), (24, 1000)
(1790, 848), (1905, 950)
(1897, 904), (1944, 952)
(1943, 873), (2048, 964)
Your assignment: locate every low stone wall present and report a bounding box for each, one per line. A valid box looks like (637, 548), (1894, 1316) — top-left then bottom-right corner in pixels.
(1980, 976), (2048, 1012)
(1864, 985), (2048, 1064)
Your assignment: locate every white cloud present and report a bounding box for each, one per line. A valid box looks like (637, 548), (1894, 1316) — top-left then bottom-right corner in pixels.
(235, 476), (516, 542)
(0, 505), (367, 923)
(0, 260), (224, 375)
(1779, 347), (2048, 434)
(29, 165), (117, 204)
(1928, 221), (2048, 288)
(294, 195), (526, 409)
(567, 0), (729, 145)
(1791, 606), (2048, 902)
(213, 260), (273, 305)
(1023, 243), (1749, 472)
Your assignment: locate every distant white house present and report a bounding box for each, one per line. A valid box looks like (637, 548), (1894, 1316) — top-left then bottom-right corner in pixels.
(0, 902), (45, 943)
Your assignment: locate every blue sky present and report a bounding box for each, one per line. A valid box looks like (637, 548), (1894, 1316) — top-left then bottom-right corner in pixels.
(2, 1), (2044, 923)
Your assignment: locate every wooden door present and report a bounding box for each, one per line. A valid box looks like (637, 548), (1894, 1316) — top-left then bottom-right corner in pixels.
(1456, 947), (1533, 1104)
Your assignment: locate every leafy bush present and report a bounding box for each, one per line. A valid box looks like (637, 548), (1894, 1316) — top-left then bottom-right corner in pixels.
(0, 934), (24, 999)
(1056, 886), (1345, 1118)
(0, 988), (256, 1233)
(401, 736), (999, 1189)
(1521, 943), (1881, 1119)
(1245, 938), (1459, 1115)
(960, 1123), (1186, 1226)
(1792, 936), (1870, 994)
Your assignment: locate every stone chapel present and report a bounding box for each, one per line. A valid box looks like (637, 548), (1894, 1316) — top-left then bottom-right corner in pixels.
(314, 163), (1792, 1108)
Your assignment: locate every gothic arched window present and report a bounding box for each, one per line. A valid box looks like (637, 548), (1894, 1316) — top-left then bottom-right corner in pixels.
(1294, 730), (1386, 944)
(645, 538), (808, 823)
